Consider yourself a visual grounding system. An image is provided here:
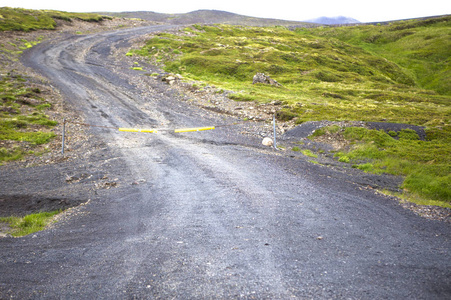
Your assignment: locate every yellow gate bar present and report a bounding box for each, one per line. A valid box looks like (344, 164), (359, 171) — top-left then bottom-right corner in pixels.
(140, 129), (158, 133)
(119, 128), (158, 133)
(174, 126), (215, 133)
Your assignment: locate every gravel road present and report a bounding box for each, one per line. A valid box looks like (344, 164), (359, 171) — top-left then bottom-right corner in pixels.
(0, 25), (450, 299)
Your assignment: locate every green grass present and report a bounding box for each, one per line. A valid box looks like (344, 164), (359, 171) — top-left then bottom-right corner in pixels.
(132, 19), (450, 207)
(292, 147), (318, 158)
(0, 146), (28, 162)
(0, 210), (60, 237)
(0, 7), (110, 32)
(314, 126), (451, 207)
(0, 7), (113, 164)
(133, 22), (450, 126)
(0, 72), (57, 163)
(302, 16), (451, 96)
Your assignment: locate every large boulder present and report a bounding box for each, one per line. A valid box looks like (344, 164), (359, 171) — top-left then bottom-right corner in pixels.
(252, 73), (282, 87)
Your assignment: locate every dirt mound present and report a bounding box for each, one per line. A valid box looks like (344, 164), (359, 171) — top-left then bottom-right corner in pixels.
(283, 121), (426, 140)
(282, 121), (365, 140)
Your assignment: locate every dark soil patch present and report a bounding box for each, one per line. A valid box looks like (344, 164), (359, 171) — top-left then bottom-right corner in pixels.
(366, 122), (426, 140)
(282, 121), (366, 140)
(0, 195), (81, 218)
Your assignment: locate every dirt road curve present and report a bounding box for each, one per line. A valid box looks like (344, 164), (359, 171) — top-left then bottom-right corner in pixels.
(1, 25), (450, 299)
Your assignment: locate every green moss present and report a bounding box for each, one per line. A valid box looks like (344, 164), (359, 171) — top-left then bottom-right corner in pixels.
(337, 155), (350, 163)
(301, 15), (451, 96)
(388, 130), (398, 137)
(1, 73), (58, 162)
(132, 21), (451, 207)
(0, 210), (60, 237)
(312, 126), (450, 205)
(228, 93), (255, 101)
(0, 147), (26, 163)
(0, 7), (56, 31)
(301, 149), (318, 158)
(0, 7), (109, 32)
(398, 129), (419, 140)
(276, 109), (297, 121)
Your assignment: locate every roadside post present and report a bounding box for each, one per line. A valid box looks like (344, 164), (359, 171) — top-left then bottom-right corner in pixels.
(273, 114), (277, 150)
(62, 118), (65, 156)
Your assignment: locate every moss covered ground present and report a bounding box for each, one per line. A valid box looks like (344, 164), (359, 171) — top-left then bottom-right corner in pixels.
(0, 7), (112, 164)
(133, 17), (450, 206)
(0, 7), (109, 31)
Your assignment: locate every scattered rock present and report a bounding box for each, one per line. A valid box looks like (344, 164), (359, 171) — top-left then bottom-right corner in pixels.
(161, 73), (183, 85)
(162, 75), (176, 85)
(252, 73), (282, 87)
(95, 181), (117, 189)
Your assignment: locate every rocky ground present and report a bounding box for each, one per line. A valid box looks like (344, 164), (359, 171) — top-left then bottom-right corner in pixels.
(0, 19), (449, 241)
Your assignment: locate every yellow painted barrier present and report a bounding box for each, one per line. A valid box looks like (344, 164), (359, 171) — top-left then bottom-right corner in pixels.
(118, 126), (215, 134)
(119, 128), (158, 133)
(140, 129), (158, 133)
(174, 126), (215, 133)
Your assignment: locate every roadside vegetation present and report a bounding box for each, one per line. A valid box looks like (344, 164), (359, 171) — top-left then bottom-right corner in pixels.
(310, 126), (450, 207)
(0, 7), (112, 164)
(0, 72), (57, 164)
(132, 17), (450, 207)
(0, 7), (110, 31)
(0, 210), (60, 237)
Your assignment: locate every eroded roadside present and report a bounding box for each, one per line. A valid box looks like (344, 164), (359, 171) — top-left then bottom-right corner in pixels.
(1, 18), (159, 236)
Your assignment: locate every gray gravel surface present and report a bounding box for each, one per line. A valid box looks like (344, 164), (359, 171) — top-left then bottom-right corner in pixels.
(0, 25), (450, 299)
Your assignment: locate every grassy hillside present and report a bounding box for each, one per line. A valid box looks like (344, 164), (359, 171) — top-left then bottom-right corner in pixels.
(133, 22), (449, 125)
(0, 7), (109, 31)
(304, 16), (451, 95)
(0, 8), (111, 164)
(132, 18), (450, 206)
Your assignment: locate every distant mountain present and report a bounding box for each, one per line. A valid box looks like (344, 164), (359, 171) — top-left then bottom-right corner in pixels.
(100, 10), (317, 27)
(306, 16), (360, 25)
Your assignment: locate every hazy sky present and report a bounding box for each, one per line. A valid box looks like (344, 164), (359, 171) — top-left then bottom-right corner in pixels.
(1, 0), (450, 23)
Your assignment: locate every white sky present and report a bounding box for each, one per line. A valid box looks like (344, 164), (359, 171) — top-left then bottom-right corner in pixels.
(1, 0), (450, 23)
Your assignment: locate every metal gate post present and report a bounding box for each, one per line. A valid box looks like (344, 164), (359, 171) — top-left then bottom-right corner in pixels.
(62, 118), (65, 156)
(273, 114), (277, 150)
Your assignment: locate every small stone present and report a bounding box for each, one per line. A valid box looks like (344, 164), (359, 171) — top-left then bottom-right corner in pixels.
(262, 137), (273, 147)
